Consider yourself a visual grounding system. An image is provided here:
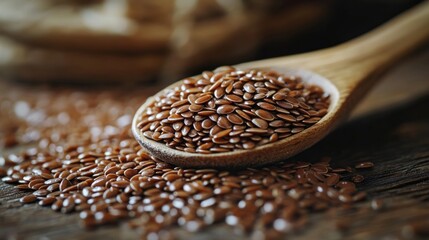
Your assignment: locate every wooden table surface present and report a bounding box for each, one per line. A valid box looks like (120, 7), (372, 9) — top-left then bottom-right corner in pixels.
(0, 46), (429, 240)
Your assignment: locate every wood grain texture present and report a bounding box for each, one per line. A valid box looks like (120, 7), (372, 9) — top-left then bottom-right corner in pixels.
(1, 43), (429, 239)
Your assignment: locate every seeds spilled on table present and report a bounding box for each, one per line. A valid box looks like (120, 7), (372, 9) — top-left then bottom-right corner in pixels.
(0, 82), (370, 239)
(136, 66), (330, 153)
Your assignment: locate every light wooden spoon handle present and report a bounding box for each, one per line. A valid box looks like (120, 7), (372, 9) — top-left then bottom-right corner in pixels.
(322, 1), (429, 120)
(324, 0), (429, 87)
(242, 1), (429, 122)
(244, 1), (429, 89)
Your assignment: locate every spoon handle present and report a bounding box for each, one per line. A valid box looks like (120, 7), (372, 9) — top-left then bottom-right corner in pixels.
(244, 1), (429, 89)
(319, 1), (429, 89)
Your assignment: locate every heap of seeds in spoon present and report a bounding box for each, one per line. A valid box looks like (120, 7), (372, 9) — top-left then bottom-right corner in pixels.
(137, 66), (330, 153)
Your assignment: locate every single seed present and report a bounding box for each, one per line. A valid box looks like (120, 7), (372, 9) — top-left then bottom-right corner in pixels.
(159, 133), (174, 139)
(60, 179), (71, 192)
(20, 194), (37, 203)
(213, 129), (232, 139)
(371, 198), (385, 210)
(217, 105), (236, 115)
(225, 95), (243, 103)
(355, 162), (375, 169)
(277, 114), (296, 122)
(217, 117), (232, 129)
(352, 174), (364, 183)
(325, 174), (340, 186)
(39, 197), (56, 206)
(189, 104), (203, 112)
(255, 109), (275, 121)
(195, 95), (212, 104)
(252, 118), (268, 129)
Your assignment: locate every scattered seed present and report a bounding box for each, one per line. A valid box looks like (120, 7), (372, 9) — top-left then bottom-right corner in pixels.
(0, 80), (372, 240)
(20, 194), (37, 203)
(355, 161), (374, 169)
(371, 198), (385, 211)
(352, 174), (364, 183)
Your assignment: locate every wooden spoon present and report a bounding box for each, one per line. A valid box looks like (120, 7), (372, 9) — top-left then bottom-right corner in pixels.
(132, 2), (429, 168)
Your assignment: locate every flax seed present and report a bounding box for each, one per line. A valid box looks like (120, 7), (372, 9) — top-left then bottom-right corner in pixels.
(137, 67), (328, 154)
(0, 83), (373, 239)
(20, 194), (37, 203)
(355, 161), (374, 169)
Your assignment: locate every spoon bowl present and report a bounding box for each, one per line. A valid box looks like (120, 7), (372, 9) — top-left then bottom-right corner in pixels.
(133, 68), (340, 168)
(132, 2), (429, 168)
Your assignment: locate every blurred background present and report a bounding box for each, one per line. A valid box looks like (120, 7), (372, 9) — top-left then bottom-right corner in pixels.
(0, 0), (424, 84)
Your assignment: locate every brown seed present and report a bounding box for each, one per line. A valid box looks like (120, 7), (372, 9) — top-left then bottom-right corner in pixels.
(217, 116), (232, 129)
(156, 111), (170, 120)
(39, 197), (56, 206)
(217, 105), (236, 115)
(20, 194), (37, 203)
(352, 174), (364, 183)
(195, 95), (212, 104)
(214, 88), (225, 98)
(201, 119), (214, 129)
(277, 101), (294, 109)
(15, 184), (30, 190)
(124, 169), (138, 178)
(91, 178), (106, 188)
(213, 129), (232, 139)
(246, 128), (267, 134)
(243, 83), (256, 93)
(355, 162), (374, 169)
(291, 127), (305, 134)
(46, 183), (59, 192)
(40, 173), (53, 179)
(33, 189), (49, 197)
(236, 110), (251, 121)
(111, 181), (129, 188)
(60, 179), (72, 192)
(51, 199), (63, 211)
(352, 191), (367, 202)
(159, 133), (174, 139)
(0, 168), (7, 177)
(252, 118), (268, 129)
(371, 198), (385, 210)
(226, 113), (244, 125)
(274, 128), (290, 133)
(171, 99), (188, 108)
(167, 114), (183, 122)
(338, 194), (353, 203)
(277, 114), (296, 122)
(272, 93), (287, 101)
(255, 109), (275, 121)
(189, 104), (203, 112)
(176, 105), (190, 114)
(269, 120), (285, 128)
(30, 182), (45, 190)
(66, 173), (78, 181)
(225, 95), (243, 103)
(243, 142), (256, 149)
(302, 117), (321, 124)
(325, 174), (340, 186)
